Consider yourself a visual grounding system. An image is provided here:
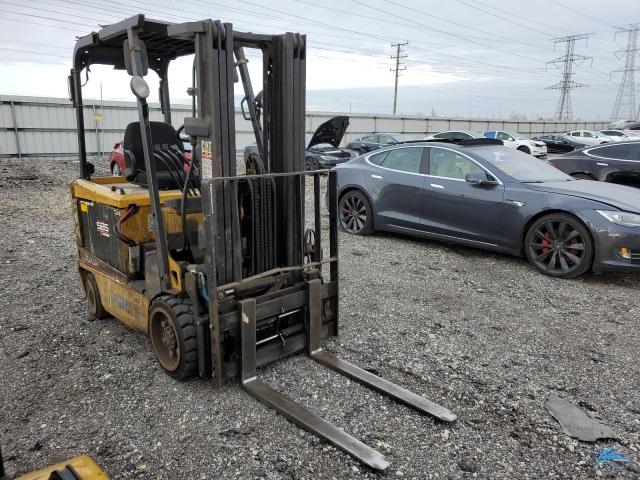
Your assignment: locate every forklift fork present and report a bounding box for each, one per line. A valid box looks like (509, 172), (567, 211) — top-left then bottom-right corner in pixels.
(238, 280), (456, 470)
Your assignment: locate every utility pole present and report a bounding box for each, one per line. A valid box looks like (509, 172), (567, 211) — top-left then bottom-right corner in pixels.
(390, 41), (408, 115)
(611, 23), (640, 122)
(547, 33), (593, 121)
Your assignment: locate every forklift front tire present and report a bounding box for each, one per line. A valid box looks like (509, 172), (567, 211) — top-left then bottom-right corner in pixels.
(149, 295), (198, 380)
(84, 272), (108, 319)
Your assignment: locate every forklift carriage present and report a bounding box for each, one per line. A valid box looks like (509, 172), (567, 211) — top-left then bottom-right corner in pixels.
(68, 15), (455, 470)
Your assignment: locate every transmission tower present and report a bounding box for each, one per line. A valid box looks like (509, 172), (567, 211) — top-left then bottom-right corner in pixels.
(610, 23), (640, 122)
(547, 33), (593, 120)
(390, 41), (408, 115)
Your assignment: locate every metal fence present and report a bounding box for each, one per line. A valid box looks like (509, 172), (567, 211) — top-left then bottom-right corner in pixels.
(1, 95), (610, 160)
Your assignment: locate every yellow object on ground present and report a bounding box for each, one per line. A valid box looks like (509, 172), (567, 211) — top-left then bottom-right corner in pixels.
(16, 455), (108, 479)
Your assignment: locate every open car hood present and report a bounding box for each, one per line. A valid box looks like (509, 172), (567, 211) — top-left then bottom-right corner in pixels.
(307, 116), (350, 149)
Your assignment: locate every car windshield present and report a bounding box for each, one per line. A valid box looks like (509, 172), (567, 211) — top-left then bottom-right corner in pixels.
(510, 132), (526, 140)
(481, 148), (573, 183)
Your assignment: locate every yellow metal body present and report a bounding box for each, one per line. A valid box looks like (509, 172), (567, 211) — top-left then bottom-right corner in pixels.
(71, 176), (201, 333)
(16, 455), (109, 480)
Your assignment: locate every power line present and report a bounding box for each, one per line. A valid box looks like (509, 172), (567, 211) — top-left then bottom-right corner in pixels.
(547, 33), (594, 120)
(345, 0), (548, 63)
(390, 41), (408, 114)
(460, 0), (574, 36)
(611, 23), (640, 122)
(344, 0), (553, 52)
(548, 0), (612, 28)
(0, 47), (68, 59)
(452, 0), (560, 38)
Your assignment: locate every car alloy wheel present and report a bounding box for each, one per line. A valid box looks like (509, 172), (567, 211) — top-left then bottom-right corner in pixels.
(305, 156), (319, 171)
(526, 214), (593, 278)
(339, 191), (371, 235)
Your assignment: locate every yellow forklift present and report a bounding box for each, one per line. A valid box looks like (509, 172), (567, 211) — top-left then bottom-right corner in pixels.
(66, 15), (455, 470)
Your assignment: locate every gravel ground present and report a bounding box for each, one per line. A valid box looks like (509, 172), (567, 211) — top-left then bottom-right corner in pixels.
(1, 158), (639, 479)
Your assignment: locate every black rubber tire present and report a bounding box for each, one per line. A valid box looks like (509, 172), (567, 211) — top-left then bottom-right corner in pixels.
(84, 272), (108, 319)
(149, 295), (198, 380)
(524, 213), (594, 279)
(338, 190), (374, 236)
(517, 146), (531, 155)
(305, 156), (319, 171)
(571, 173), (594, 180)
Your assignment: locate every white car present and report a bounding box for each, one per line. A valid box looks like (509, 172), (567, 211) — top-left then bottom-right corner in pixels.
(482, 130), (547, 158)
(566, 130), (612, 145)
(598, 129), (640, 142)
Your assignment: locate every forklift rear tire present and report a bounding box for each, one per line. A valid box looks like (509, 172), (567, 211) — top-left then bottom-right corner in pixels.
(84, 272), (108, 319)
(149, 295), (198, 380)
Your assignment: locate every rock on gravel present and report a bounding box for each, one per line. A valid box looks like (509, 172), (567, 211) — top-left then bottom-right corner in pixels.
(1, 158), (639, 479)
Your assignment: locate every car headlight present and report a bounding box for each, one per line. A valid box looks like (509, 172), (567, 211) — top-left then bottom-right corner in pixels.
(319, 155), (337, 161)
(597, 210), (640, 227)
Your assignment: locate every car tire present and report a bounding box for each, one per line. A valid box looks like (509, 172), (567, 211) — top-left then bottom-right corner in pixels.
(571, 173), (595, 180)
(517, 146), (531, 155)
(111, 162), (122, 176)
(338, 190), (374, 235)
(524, 213), (594, 279)
(149, 295), (198, 380)
(305, 156), (319, 171)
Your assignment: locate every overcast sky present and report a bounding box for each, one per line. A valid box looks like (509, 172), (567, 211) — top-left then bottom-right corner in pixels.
(1, 0), (639, 119)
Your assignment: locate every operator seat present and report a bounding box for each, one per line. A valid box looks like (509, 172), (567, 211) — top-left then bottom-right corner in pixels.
(122, 121), (189, 189)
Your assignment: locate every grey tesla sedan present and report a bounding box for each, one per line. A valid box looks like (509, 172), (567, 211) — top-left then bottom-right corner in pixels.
(334, 140), (640, 278)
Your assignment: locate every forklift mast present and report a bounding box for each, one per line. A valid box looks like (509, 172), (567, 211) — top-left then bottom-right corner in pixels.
(67, 15), (455, 470)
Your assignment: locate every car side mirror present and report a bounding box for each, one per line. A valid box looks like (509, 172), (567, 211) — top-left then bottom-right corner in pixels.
(465, 172), (498, 186)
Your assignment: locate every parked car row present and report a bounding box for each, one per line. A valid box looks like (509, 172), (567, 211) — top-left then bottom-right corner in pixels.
(346, 132), (414, 154)
(243, 116), (355, 171)
(106, 119), (640, 279)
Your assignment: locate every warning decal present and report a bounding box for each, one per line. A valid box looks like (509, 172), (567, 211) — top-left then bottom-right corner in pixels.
(96, 220), (110, 237)
(201, 140), (213, 178)
(201, 140), (212, 161)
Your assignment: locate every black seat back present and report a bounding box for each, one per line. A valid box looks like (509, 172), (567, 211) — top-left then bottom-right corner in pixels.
(123, 121), (187, 189)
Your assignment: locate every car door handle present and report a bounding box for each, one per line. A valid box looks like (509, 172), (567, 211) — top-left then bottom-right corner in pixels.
(430, 183), (445, 189)
(596, 162), (609, 166)
(371, 174), (383, 179)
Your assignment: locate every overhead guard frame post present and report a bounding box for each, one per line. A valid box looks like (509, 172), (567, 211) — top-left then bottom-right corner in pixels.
(125, 25), (171, 291)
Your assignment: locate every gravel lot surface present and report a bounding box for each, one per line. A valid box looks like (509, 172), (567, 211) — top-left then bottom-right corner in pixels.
(1, 158), (639, 479)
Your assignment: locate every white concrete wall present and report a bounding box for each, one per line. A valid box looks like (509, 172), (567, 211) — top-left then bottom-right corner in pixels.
(0, 95), (609, 159)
